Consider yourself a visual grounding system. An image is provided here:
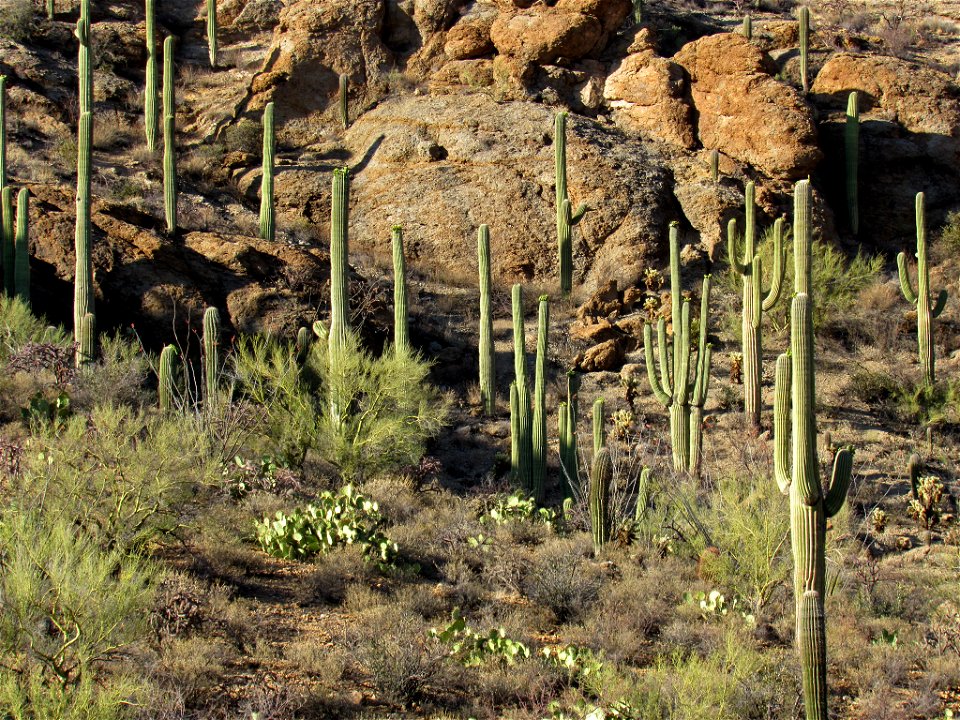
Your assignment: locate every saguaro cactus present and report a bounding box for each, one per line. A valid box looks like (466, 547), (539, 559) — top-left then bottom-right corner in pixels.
(774, 178), (855, 720)
(207, 0), (218, 68)
(0, 75), (7, 191)
(339, 74), (349, 129)
(1, 186), (12, 296)
(898, 192), (947, 387)
(14, 188), (28, 304)
(203, 306), (220, 406)
(742, 14), (752, 39)
(643, 222), (712, 474)
(162, 35), (177, 235)
(511, 284), (533, 492)
(845, 91), (859, 236)
(559, 370), (580, 494)
(592, 397), (605, 455)
(259, 102), (275, 241)
(554, 112), (588, 296)
(78, 312), (96, 366)
(76, 0), (92, 117)
(531, 295), (549, 502)
(727, 183), (786, 427)
(144, 0), (157, 152)
(590, 447), (612, 555)
(74, 111), (94, 351)
(392, 225), (409, 355)
(799, 6), (809, 94)
(709, 148), (719, 182)
(158, 345), (177, 412)
(329, 167), (350, 358)
(477, 225), (495, 414)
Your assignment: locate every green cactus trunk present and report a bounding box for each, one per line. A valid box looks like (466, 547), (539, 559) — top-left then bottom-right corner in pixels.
(510, 284), (532, 492)
(14, 188), (29, 304)
(339, 74), (349, 129)
(0, 75), (7, 192)
(592, 397), (604, 455)
(555, 112), (588, 296)
(207, 0), (218, 67)
(158, 344), (177, 412)
(478, 225), (495, 415)
(1, 186), (12, 296)
(559, 371), (580, 494)
(144, 0), (157, 152)
(47, 0), (54, 20)
(74, 111), (94, 352)
(162, 36), (176, 235)
(799, 6), (809, 94)
(392, 225), (409, 355)
(259, 102), (275, 241)
(203, 306), (220, 406)
(295, 326), (312, 365)
(774, 178), (855, 720)
(76, 0), (92, 118)
(709, 148), (719, 182)
(908, 452), (921, 499)
(590, 447), (612, 554)
(845, 91), (859, 236)
(329, 167), (350, 359)
(78, 312), (96, 367)
(742, 14), (752, 39)
(898, 192), (946, 387)
(512, 283), (526, 386)
(531, 295), (548, 502)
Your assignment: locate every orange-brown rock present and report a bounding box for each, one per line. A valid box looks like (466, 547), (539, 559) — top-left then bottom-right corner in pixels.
(569, 318), (618, 344)
(575, 338), (626, 372)
(673, 33), (821, 179)
(444, 6), (497, 60)
(491, 8), (602, 63)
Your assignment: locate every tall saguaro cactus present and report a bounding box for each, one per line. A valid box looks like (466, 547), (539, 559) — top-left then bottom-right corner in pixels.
(727, 183), (785, 428)
(392, 225), (409, 355)
(14, 188), (29, 304)
(845, 91), (859, 236)
(511, 284), (533, 493)
(0, 75), (7, 192)
(74, 111), (94, 354)
(76, 0), (92, 117)
(531, 295), (549, 502)
(329, 167), (350, 359)
(477, 224), (495, 414)
(898, 192), (947, 387)
(554, 112), (588, 296)
(774, 178), (855, 720)
(559, 370), (580, 494)
(259, 102), (275, 241)
(643, 222), (712, 474)
(203, 306), (220, 406)
(144, 0), (157, 152)
(590, 447), (612, 555)
(1, 186), (12, 296)
(162, 35), (177, 235)
(78, 312), (96, 367)
(798, 6), (809, 94)
(207, 0), (218, 68)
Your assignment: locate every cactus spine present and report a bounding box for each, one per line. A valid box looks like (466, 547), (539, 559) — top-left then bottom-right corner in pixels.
(158, 345), (177, 412)
(477, 225), (495, 415)
(511, 284), (532, 492)
(590, 447), (612, 554)
(144, 0), (157, 152)
(329, 167), (350, 359)
(799, 6), (809, 94)
(74, 111), (94, 354)
(207, 0), (218, 68)
(203, 306), (220, 406)
(162, 36), (177, 235)
(845, 91), (859, 236)
(531, 295), (549, 502)
(259, 102), (275, 241)
(554, 112), (588, 296)
(643, 222), (712, 474)
(1, 186), (12, 296)
(14, 188), (28, 304)
(392, 226), (409, 355)
(898, 192), (946, 387)
(774, 178), (854, 720)
(592, 397), (605, 455)
(728, 183), (785, 427)
(339, 73), (349, 129)
(78, 312), (96, 367)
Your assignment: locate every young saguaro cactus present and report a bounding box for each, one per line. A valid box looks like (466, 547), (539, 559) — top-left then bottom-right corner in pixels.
(845, 91), (859, 236)
(590, 447), (612, 555)
(531, 295), (549, 502)
(478, 225), (495, 415)
(742, 14), (752, 39)
(392, 226), (409, 355)
(727, 183), (786, 428)
(643, 222), (712, 474)
(329, 167), (350, 359)
(74, 111), (94, 351)
(511, 284), (533, 493)
(259, 102), (275, 241)
(774, 178), (855, 720)
(709, 149), (719, 182)
(144, 0), (157, 152)
(798, 6), (810, 94)
(158, 344), (177, 412)
(898, 192), (947, 387)
(14, 187), (29, 304)
(554, 112), (589, 296)
(559, 370), (580, 494)
(207, 0), (218, 68)
(162, 35), (177, 235)
(203, 306), (220, 406)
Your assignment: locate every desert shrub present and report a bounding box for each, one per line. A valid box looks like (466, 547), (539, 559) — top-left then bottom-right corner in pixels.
(153, 636), (232, 705)
(0, 297), (68, 362)
(849, 369), (900, 406)
(223, 118), (262, 157)
(0, 512), (154, 718)
(0, 0), (33, 42)
(522, 538), (603, 624)
(71, 332), (152, 410)
(938, 210), (960, 255)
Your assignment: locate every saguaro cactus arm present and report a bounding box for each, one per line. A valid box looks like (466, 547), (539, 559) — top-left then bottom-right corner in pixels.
(824, 448), (853, 517)
(643, 322), (672, 407)
(774, 352), (792, 494)
(897, 251), (918, 303)
(761, 218), (787, 311)
(932, 289), (948, 318)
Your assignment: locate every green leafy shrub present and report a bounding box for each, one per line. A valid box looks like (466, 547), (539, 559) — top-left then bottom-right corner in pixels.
(478, 489), (561, 528)
(430, 609), (531, 667)
(0, 0), (33, 42)
(255, 484), (399, 565)
(223, 118), (262, 157)
(0, 297), (69, 362)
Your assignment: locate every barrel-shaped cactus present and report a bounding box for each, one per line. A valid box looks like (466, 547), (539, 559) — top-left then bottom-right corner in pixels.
(14, 188), (28, 304)
(845, 91), (859, 236)
(144, 0), (157, 152)
(259, 102), (275, 241)
(799, 6), (809, 94)
(774, 178), (854, 720)
(203, 306), (220, 406)
(74, 111), (94, 352)
(898, 192), (947, 387)
(555, 112), (588, 296)
(339, 74), (349, 129)
(1, 186), (12, 296)
(643, 222), (712, 474)
(158, 344), (177, 412)
(590, 447), (612, 554)
(531, 295), (549, 502)
(162, 36), (177, 235)
(207, 0), (218, 67)
(478, 225), (495, 415)
(727, 183), (785, 427)
(392, 226), (409, 355)
(78, 312), (96, 367)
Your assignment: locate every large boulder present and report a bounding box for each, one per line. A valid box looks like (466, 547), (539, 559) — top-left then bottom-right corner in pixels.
(673, 33), (821, 179)
(444, 2), (497, 60)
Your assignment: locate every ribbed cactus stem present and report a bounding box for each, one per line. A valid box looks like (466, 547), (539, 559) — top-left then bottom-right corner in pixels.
(1, 186), (12, 296)
(516, 375), (532, 493)
(531, 295), (548, 502)
(555, 111), (588, 296)
(742, 14), (752, 39)
(329, 167), (350, 358)
(392, 225), (409, 355)
(78, 312), (96, 367)
(592, 397), (604, 455)
(76, 0), (92, 117)
(590, 448), (612, 554)
(74, 111), (93, 343)
(207, 0), (218, 67)
(559, 370), (580, 493)
(47, 0), (54, 20)
(709, 148), (719, 182)
(510, 382), (520, 482)
(203, 306), (220, 406)
(295, 326), (311, 365)
(259, 102), (275, 241)
(144, 0), (157, 152)
(635, 466), (651, 524)
(511, 283), (525, 385)
(14, 188), (28, 304)
(339, 73), (349, 129)
(0, 75), (7, 191)
(908, 452), (921, 499)
(799, 6), (809, 94)
(845, 91), (859, 236)
(158, 345), (177, 412)
(162, 36), (176, 235)
(477, 225), (495, 415)
(898, 192), (946, 387)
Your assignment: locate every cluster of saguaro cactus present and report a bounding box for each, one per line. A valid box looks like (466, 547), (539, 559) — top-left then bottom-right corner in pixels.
(799, 6), (809, 94)
(510, 284), (533, 492)
(259, 102), (275, 242)
(590, 447), (611, 554)
(727, 182), (785, 427)
(392, 226), (409, 355)
(158, 345), (177, 412)
(898, 192), (947, 387)
(163, 36), (177, 235)
(477, 225), (495, 415)
(339, 74), (350, 129)
(531, 295), (549, 502)
(845, 91), (859, 236)
(558, 370), (579, 494)
(74, 110), (94, 362)
(774, 178), (854, 720)
(144, 0), (157, 152)
(554, 112), (588, 296)
(207, 0), (218, 68)
(203, 306), (220, 405)
(643, 222), (712, 474)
